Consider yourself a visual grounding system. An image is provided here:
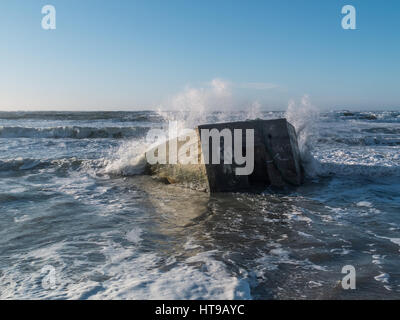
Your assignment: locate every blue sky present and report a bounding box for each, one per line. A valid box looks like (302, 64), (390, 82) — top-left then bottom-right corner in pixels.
(0, 0), (399, 111)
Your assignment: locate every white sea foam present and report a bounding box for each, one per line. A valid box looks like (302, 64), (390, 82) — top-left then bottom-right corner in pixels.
(14, 215), (30, 223)
(387, 238), (400, 246)
(308, 281), (323, 288)
(284, 209), (312, 224)
(126, 227), (143, 244)
(313, 146), (400, 177)
(371, 233), (400, 250)
(330, 248), (352, 255)
(372, 254), (385, 265)
(357, 201), (373, 207)
(374, 273), (390, 284)
(0, 238), (251, 300)
(184, 237), (201, 250)
(83, 249), (251, 300)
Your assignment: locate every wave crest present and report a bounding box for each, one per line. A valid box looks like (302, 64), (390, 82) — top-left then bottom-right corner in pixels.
(0, 126), (150, 139)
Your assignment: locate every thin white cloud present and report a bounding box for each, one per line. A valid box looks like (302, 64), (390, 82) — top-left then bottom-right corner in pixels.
(237, 82), (279, 90)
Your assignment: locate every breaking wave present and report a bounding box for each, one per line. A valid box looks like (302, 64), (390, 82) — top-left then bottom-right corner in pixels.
(103, 139), (149, 176)
(0, 126), (150, 139)
(0, 157), (105, 172)
(318, 136), (400, 146)
(0, 111), (163, 122)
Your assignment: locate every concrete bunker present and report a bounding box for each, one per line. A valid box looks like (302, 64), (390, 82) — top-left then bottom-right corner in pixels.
(145, 118), (304, 193)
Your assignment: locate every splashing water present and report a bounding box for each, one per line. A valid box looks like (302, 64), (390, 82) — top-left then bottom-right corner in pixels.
(285, 95), (321, 177)
(157, 78), (263, 129)
(103, 139), (149, 176)
(104, 79), (268, 176)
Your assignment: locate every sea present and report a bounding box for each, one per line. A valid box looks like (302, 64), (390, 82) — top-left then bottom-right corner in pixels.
(0, 108), (399, 299)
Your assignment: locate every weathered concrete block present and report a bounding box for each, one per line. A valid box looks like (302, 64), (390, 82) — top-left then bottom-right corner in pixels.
(145, 119), (303, 193)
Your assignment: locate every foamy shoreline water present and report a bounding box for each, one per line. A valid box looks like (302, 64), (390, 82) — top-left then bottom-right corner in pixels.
(0, 109), (400, 299)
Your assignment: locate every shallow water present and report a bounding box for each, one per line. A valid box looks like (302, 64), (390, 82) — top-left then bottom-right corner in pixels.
(0, 110), (399, 299)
